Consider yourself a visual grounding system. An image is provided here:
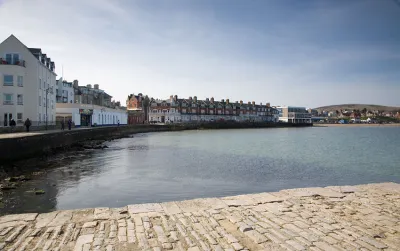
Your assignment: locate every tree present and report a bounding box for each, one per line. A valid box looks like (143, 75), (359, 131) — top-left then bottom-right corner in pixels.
(362, 108), (367, 115)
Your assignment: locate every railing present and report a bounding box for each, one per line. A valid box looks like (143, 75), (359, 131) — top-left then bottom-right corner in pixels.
(0, 58), (26, 67)
(3, 100), (13, 105)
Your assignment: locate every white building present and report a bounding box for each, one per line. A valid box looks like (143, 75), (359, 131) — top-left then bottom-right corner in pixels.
(276, 106), (311, 123)
(56, 103), (127, 127)
(0, 35), (57, 127)
(56, 78), (74, 104)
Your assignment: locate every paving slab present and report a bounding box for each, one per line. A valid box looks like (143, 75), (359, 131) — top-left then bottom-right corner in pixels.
(0, 182), (399, 250)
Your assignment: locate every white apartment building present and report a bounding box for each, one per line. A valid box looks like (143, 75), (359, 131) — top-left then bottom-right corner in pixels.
(56, 78), (74, 104)
(0, 35), (56, 127)
(276, 106), (312, 124)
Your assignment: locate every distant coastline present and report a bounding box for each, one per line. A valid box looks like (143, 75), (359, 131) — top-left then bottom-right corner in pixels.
(314, 123), (400, 127)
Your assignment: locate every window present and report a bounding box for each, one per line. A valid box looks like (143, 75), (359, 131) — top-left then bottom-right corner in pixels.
(39, 96), (41, 106)
(17, 76), (23, 87)
(17, 113), (23, 123)
(39, 113), (41, 123)
(17, 94), (23, 105)
(39, 78), (42, 89)
(5, 53), (19, 64)
(3, 75), (13, 86)
(3, 93), (13, 105)
(43, 81), (45, 89)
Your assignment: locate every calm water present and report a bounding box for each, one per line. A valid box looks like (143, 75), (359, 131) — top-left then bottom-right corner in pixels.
(2, 126), (400, 214)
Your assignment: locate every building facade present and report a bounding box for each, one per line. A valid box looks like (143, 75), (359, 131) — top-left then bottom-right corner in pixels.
(73, 81), (112, 108)
(55, 78), (74, 104)
(148, 95), (279, 123)
(0, 35), (56, 127)
(56, 103), (127, 127)
(276, 106), (312, 123)
(126, 93), (146, 124)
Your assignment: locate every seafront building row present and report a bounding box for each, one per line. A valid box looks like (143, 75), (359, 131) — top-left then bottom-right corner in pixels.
(0, 34), (311, 129)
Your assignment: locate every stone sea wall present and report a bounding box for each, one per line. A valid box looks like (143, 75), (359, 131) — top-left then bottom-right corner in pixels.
(0, 122), (312, 162)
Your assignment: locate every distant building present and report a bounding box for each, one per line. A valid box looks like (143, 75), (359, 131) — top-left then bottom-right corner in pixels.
(148, 95), (279, 123)
(55, 78), (74, 104)
(307, 108), (318, 116)
(0, 34), (56, 127)
(276, 106), (311, 124)
(126, 93), (146, 124)
(73, 81), (112, 108)
(328, 111), (337, 117)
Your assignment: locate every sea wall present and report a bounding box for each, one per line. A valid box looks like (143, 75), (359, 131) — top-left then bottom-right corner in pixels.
(0, 122), (312, 162)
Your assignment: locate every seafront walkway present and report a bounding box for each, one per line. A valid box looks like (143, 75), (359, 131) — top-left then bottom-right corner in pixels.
(0, 126), (120, 140)
(0, 183), (399, 251)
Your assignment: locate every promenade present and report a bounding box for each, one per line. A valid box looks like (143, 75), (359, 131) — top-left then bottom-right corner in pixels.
(0, 183), (399, 250)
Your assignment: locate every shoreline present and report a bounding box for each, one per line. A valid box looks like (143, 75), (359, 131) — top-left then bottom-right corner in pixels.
(314, 123), (400, 127)
(0, 182), (398, 250)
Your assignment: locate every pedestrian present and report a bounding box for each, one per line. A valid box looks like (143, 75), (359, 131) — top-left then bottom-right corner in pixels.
(61, 120), (65, 130)
(117, 120), (120, 127)
(24, 118), (31, 132)
(67, 119), (72, 130)
(10, 119), (16, 132)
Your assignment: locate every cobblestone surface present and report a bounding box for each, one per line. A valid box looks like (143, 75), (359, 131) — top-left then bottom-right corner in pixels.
(1, 182), (399, 250)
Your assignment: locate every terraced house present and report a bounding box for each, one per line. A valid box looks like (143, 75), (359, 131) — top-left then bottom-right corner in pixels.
(148, 95), (279, 123)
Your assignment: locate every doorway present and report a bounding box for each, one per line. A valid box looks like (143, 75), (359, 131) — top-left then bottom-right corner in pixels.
(3, 113), (12, 126)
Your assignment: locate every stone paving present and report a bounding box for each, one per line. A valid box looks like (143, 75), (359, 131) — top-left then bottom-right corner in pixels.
(0, 182), (399, 251)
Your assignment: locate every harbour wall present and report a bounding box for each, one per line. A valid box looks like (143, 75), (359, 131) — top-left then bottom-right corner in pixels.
(0, 122), (312, 162)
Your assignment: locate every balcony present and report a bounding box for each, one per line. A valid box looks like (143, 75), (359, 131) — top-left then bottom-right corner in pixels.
(3, 100), (13, 105)
(0, 58), (26, 67)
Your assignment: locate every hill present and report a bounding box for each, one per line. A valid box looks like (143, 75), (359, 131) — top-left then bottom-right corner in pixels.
(314, 104), (400, 113)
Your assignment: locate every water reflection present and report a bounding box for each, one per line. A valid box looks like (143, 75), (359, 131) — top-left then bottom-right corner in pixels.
(2, 127), (400, 214)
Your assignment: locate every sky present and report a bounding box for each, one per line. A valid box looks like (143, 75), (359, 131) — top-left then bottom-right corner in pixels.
(0, 0), (399, 108)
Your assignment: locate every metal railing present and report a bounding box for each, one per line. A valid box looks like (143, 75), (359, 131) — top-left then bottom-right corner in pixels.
(0, 59), (26, 67)
(3, 100), (13, 105)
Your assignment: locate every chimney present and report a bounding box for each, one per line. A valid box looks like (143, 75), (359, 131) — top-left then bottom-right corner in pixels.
(252, 101), (255, 106)
(240, 100), (243, 105)
(221, 99), (225, 103)
(226, 99), (229, 104)
(170, 95), (173, 101)
(194, 96), (197, 102)
(87, 84), (92, 89)
(174, 95), (178, 101)
(94, 84), (99, 90)
(260, 102), (262, 105)
(73, 80), (79, 88)
(211, 97), (214, 102)
(206, 98), (209, 102)
(248, 102), (251, 105)
(266, 102), (270, 107)
(189, 96), (192, 101)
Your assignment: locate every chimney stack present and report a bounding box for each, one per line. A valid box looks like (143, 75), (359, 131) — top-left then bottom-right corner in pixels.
(94, 84), (99, 90)
(266, 102), (270, 107)
(252, 101), (255, 106)
(226, 99), (230, 104)
(248, 101), (251, 105)
(174, 95), (178, 101)
(240, 100), (243, 105)
(211, 97), (214, 102)
(73, 80), (79, 88)
(221, 99), (225, 103)
(189, 96), (192, 101)
(194, 96), (197, 102)
(87, 84), (92, 89)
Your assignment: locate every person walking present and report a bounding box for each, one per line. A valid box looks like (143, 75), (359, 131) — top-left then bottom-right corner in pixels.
(67, 119), (72, 130)
(117, 120), (120, 127)
(10, 119), (16, 132)
(61, 120), (65, 130)
(24, 118), (31, 132)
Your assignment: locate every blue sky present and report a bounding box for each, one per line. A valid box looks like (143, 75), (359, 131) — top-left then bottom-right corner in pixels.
(0, 0), (399, 108)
